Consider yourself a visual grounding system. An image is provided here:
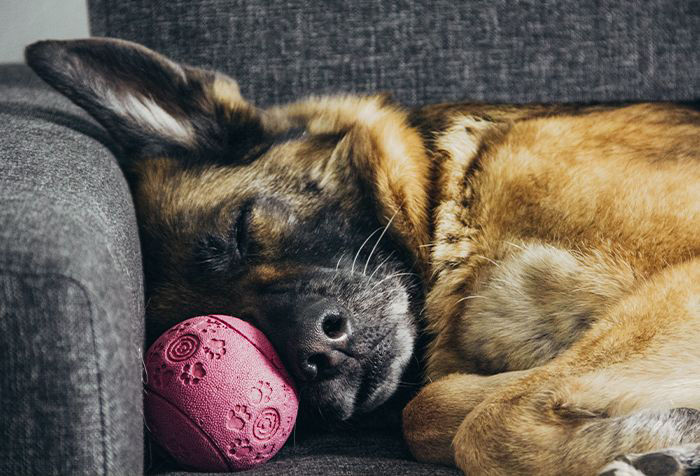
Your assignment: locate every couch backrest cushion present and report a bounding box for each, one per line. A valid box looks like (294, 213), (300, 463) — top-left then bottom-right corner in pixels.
(88, 1), (697, 106)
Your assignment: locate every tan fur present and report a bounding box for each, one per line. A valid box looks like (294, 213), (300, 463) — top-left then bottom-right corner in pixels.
(398, 103), (700, 475)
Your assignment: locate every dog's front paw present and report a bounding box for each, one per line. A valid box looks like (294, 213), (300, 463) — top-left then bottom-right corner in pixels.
(402, 382), (458, 465)
(403, 373), (490, 466)
(599, 458), (654, 476)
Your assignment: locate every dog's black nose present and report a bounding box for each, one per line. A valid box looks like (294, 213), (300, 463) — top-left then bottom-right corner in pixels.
(293, 299), (352, 382)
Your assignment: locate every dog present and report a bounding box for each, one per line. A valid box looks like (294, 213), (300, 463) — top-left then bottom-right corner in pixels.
(26, 38), (699, 475)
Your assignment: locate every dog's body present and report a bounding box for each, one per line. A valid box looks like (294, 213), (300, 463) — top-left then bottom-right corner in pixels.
(403, 103), (700, 475)
(26, 39), (700, 475)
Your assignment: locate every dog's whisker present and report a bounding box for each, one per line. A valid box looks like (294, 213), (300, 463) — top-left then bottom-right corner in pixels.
(363, 209), (399, 276)
(456, 294), (487, 303)
(335, 251), (347, 275)
(368, 251), (396, 282)
(371, 272), (418, 290)
(351, 226), (383, 275)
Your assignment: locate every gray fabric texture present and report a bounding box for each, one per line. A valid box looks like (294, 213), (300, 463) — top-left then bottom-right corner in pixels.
(0, 64), (144, 475)
(148, 429), (461, 475)
(88, 0), (699, 107)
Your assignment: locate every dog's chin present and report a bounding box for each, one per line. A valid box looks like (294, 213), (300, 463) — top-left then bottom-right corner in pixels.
(300, 378), (359, 421)
(300, 321), (416, 422)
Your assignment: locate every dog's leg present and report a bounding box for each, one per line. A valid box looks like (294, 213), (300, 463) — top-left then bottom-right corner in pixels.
(448, 258), (700, 475)
(403, 369), (533, 464)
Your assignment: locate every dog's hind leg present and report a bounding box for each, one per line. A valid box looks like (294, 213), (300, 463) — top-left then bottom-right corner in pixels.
(599, 439), (700, 476)
(450, 258), (700, 475)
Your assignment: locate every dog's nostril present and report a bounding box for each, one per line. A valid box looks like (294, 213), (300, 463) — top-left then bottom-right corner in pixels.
(321, 313), (348, 340)
(306, 351), (344, 380)
(301, 356), (320, 381)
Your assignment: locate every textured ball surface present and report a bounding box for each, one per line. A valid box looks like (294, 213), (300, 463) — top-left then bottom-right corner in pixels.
(144, 315), (298, 471)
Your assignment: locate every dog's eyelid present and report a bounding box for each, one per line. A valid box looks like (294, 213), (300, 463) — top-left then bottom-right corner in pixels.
(192, 233), (232, 275)
(230, 199), (255, 261)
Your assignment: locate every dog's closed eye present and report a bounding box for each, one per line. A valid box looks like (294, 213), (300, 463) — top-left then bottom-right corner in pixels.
(193, 201), (253, 275)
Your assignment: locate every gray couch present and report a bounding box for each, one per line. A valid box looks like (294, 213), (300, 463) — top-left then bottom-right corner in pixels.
(0, 1), (697, 475)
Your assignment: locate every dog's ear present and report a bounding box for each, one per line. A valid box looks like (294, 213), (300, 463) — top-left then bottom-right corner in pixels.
(25, 38), (266, 162)
(329, 114), (432, 272)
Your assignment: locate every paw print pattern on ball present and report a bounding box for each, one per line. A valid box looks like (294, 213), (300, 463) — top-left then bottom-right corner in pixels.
(281, 384), (295, 407)
(253, 442), (276, 461)
(147, 342), (166, 364)
(150, 363), (175, 388)
(179, 362), (206, 385)
(203, 338), (226, 359)
(206, 317), (227, 328)
(226, 404), (252, 431)
(200, 318), (226, 334)
(250, 381), (273, 404)
(166, 321), (193, 335)
(228, 438), (254, 460)
(279, 415), (294, 438)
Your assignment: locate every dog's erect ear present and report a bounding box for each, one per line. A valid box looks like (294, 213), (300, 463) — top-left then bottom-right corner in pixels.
(25, 38), (266, 161)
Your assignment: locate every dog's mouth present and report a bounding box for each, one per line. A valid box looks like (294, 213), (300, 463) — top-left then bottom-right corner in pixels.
(296, 320), (415, 421)
(354, 322), (416, 413)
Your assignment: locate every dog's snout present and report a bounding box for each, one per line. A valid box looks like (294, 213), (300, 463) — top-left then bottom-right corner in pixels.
(293, 299), (352, 382)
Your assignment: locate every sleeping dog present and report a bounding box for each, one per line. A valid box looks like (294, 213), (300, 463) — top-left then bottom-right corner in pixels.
(27, 38), (700, 475)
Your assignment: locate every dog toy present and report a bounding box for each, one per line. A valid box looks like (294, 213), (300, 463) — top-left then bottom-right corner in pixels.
(144, 315), (298, 471)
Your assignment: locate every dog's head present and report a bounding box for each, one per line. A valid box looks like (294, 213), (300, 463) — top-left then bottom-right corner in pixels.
(26, 38), (432, 421)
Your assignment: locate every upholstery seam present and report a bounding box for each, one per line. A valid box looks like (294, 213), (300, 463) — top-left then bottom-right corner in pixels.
(0, 190), (142, 320)
(0, 268), (110, 476)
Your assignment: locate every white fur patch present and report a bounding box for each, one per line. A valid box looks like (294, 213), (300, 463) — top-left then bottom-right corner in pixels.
(360, 288), (415, 412)
(597, 460), (646, 476)
(105, 89), (194, 143)
(435, 115), (492, 164)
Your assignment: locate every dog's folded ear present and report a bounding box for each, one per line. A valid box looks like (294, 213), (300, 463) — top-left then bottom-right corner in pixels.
(328, 115), (432, 271)
(25, 38), (267, 162)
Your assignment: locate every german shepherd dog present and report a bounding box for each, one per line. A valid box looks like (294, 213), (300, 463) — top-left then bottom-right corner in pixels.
(26, 38), (700, 475)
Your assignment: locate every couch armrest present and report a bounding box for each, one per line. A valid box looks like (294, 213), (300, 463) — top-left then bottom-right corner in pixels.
(0, 64), (144, 475)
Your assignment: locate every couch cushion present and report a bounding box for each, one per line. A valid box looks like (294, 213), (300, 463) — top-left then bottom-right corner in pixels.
(147, 428), (461, 475)
(88, 0), (698, 106)
(0, 64), (144, 475)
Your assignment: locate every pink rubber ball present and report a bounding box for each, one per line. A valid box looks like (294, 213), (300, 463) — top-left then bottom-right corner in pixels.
(144, 315), (299, 471)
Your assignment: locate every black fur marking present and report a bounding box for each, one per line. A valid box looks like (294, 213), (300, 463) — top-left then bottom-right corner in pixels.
(194, 233), (233, 274)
